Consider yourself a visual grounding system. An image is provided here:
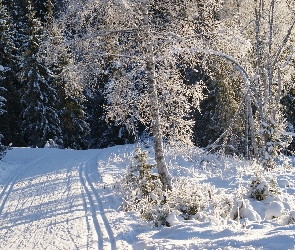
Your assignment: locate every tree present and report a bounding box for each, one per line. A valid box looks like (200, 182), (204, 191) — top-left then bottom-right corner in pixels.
(59, 0), (221, 189)
(194, 60), (245, 155)
(0, 0), (17, 150)
(206, 0), (295, 168)
(53, 53), (90, 149)
(0, 86), (6, 159)
(32, 0), (54, 23)
(40, 16), (91, 149)
(18, 1), (62, 148)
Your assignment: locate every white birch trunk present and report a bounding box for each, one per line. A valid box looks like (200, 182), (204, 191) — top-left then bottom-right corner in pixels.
(141, 1), (172, 190)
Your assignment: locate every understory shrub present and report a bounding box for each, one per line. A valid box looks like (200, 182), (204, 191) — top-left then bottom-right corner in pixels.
(248, 175), (280, 201)
(120, 148), (231, 226)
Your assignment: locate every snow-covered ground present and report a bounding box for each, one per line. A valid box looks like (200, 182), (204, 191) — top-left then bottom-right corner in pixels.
(1, 145), (295, 249)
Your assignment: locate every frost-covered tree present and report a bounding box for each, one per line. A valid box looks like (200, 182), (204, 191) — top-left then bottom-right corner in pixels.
(18, 1), (62, 148)
(40, 17), (91, 149)
(0, 86), (6, 159)
(32, 0), (54, 23)
(53, 54), (90, 149)
(204, 0), (295, 168)
(0, 0), (8, 155)
(59, 0), (221, 189)
(95, 1), (222, 188)
(0, 0), (18, 147)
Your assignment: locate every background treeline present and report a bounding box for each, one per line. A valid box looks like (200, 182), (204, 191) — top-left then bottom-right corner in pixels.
(0, 0), (294, 156)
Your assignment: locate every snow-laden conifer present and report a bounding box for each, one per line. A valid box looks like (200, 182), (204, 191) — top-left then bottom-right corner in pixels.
(18, 1), (62, 148)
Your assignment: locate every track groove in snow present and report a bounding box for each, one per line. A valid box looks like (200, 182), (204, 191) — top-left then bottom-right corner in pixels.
(0, 151), (55, 216)
(0, 149), (117, 249)
(79, 152), (116, 250)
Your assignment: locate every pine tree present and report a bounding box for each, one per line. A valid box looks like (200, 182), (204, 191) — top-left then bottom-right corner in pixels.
(18, 1), (62, 148)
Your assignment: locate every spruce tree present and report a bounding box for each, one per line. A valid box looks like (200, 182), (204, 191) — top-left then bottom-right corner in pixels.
(1, 0), (29, 147)
(32, 0), (54, 24)
(0, 0), (18, 148)
(53, 53), (90, 149)
(0, 87), (6, 159)
(18, 1), (62, 148)
(45, 22), (90, 149)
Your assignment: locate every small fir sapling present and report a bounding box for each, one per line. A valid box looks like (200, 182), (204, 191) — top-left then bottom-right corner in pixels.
(248, 175), (280, 201)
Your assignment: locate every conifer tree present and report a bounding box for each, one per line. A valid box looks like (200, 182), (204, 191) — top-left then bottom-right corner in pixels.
(53, 53), (90, 149)
(0, 86), (6, 159)
(32, 0), (54, 23)
(195, 61), (245, 155)
(18, 1), (62, 148)
(0, 0), (19, 147)
(43, 21), (90, 149)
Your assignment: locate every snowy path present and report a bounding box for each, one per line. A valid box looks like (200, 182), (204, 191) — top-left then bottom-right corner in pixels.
(0, 149), (116, 250)
(2, 146), (295, 250)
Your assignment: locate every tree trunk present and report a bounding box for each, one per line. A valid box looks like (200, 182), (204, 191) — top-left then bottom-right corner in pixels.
(141, 1), (172, 190)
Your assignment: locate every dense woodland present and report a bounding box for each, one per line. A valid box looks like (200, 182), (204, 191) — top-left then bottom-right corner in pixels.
(0, 0), (295, 172)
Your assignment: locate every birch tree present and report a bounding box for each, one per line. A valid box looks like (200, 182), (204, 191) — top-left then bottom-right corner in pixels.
(59, 0), (222, 189)
(211, 0), (295, 168)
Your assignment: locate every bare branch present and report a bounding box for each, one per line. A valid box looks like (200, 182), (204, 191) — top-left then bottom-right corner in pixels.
(272, 17), (295, 68)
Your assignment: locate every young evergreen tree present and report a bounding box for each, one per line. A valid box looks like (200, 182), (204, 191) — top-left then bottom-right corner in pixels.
(18, 1), (62, 148)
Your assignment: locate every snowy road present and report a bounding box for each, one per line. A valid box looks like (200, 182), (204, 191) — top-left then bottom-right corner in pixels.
(0, 149), (116, 250)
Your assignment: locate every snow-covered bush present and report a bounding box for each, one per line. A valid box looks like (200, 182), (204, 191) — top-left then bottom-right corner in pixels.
(168, 178), (212, 220)
(212, 194), (233, 219)
(120, 148), (217, 226)
(248, 175), (280, 201)
(230, 199), (261, 221)
(287, 211), (295, 224)
(44, 139), (60, 148)
(265, 201), (284, 220)
(255, 118), (292, 169)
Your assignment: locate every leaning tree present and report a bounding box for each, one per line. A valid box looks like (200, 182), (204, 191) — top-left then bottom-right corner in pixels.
(199, 0), (295, 168)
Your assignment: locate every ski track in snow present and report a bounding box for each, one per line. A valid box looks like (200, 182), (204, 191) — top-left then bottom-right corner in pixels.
(0, 151), (56, 216)
(78, 152), (116, 250)
(0, 149), (116, 250)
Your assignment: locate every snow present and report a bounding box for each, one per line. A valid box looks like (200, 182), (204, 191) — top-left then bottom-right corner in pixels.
(1, 145), (295, 249)
(265, 202), (284, 220)
(0, 65), (4, 71)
